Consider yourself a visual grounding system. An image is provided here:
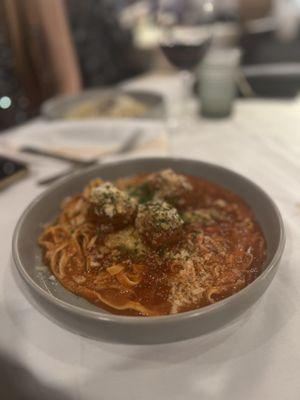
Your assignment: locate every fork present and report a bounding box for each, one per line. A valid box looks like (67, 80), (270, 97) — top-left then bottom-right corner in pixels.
(37, 129), (143, 185)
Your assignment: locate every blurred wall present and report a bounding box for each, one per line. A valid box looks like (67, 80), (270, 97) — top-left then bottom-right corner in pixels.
(214, 0), (272, 20)
(239, 0), (272, 20)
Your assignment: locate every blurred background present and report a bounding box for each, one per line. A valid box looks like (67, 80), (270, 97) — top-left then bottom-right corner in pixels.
(1, 3), (300, 396)
(1, 0), (300, 131)
(0, 0), (300, 400)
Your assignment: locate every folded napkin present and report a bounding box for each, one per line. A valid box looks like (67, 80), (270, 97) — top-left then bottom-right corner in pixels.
(1, 119), (169, 163)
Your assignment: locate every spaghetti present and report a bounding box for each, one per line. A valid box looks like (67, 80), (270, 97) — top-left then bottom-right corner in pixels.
(39, 169), (267, 316)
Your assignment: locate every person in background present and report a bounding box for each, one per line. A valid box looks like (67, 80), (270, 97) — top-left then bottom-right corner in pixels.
(67, 0), (143, 87)
(0, 0), (81, 131)
(0, 0), (143, 131)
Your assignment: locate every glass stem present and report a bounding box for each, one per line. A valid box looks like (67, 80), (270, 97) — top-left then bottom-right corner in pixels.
(179, 70), (193, 122)
(167, 70), (193, 138)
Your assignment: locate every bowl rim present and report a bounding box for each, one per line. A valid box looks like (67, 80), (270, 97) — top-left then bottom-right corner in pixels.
(12, 157), (286, 325)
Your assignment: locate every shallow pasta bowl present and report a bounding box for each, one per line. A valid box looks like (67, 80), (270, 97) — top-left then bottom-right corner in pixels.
(12, 157), (285, 344)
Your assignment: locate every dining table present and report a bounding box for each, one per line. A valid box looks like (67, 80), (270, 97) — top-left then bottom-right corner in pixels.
(0, 73), (300, 400)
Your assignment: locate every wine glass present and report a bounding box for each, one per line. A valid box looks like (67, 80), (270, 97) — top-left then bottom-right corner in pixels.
(156, 0), (215, 131)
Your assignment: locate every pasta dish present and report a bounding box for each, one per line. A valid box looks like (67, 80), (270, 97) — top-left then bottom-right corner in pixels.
(64, 95), (148, 119)
(39, 169), (266, 316)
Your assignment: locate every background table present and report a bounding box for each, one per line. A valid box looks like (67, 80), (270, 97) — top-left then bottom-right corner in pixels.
(0, 74), (300, 399)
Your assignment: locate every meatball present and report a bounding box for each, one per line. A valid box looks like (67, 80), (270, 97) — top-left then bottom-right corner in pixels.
(146, 169), (192, 208)
(135, 200), (184, 248)
(88, 182), (137, 228)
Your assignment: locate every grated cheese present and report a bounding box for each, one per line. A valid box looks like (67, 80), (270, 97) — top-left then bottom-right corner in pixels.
(90, 182), (137, 222)
(146, 169), (192, 206)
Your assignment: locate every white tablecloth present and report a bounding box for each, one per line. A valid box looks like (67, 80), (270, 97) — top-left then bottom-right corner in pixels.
(1, 74), (300, 399)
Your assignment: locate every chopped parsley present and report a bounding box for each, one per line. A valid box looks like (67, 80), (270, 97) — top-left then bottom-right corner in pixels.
(126, 182), (153, 204)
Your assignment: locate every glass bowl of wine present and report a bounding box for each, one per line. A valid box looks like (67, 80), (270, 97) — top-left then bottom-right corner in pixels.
(157, 0), (215, 130)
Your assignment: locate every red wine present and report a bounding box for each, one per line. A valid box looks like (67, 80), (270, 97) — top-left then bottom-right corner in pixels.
(160, 37), (211, 71)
